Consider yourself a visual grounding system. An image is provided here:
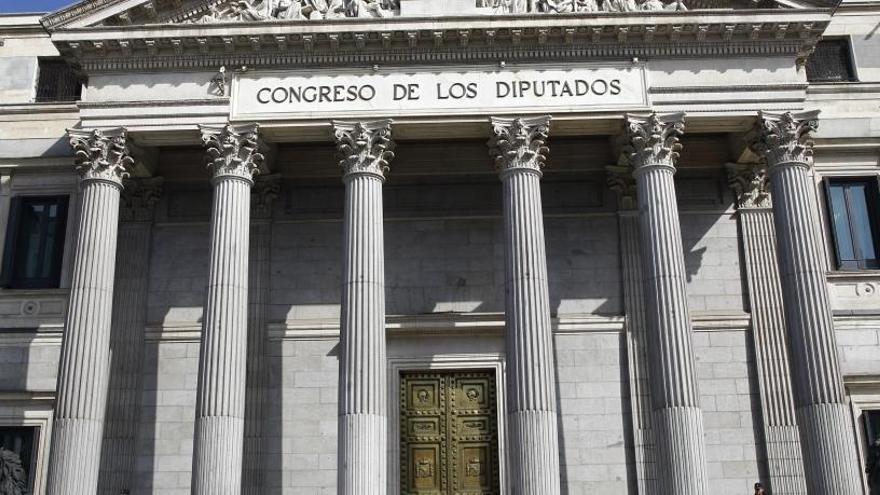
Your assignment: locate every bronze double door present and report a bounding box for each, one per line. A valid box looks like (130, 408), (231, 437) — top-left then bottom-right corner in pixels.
(399, 370), (500, 495)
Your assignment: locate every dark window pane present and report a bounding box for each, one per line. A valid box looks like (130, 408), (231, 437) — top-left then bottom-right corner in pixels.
(806, 39), (857, 83)
(827, 178), (880, 270)
(35, 59), (83, 103)
(867, 410), (880, 445)
(830, 183), (856, 263)
(0, 426), (38, 493)
(2, 196), (68, 289)
(847, 183), (878, 261)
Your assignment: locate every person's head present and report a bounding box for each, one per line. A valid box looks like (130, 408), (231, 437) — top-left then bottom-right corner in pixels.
(754, 482), (765, 493)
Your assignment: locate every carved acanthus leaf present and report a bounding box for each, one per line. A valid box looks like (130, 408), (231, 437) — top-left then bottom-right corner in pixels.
(619, 112), (686, 171)
(725, 162), (771, 209)
(488, 116), (551, 175)
(750, 110), (819, 167)
(200, 123), (267, 182)
(68, 127), (134, 186)
(332, 120), (395, 179)
(121, 177), (165, 222)
(251, 173), (282, 219)
(606, 164), (637, 209)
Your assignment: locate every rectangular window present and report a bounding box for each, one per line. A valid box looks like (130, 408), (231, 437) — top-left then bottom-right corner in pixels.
(0, 426), (39, 493)
(825, 178), (880, 270)
(866, 410), (880, 446)
(806, 39), (858, 83)
(1, 196), (69, 289)
(35, 59), (83, 103)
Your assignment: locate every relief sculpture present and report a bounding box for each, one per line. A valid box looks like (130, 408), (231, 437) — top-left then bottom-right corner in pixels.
(189, 0), (683, 21)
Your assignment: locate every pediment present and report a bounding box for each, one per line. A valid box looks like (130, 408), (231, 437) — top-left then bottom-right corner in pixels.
(42, 0), (834, 30)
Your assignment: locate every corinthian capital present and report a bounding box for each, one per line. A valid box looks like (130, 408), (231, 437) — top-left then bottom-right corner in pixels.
(332, 120), (395, 180)
(200, 123), (267, 183)
(725, 163), (771, 209)
(619, 112), (685, 172)
(488, 116), (551, 176)
(121, 177), (164, 222)
(750, 110), (819, 168)
(68, 128), (134, 187)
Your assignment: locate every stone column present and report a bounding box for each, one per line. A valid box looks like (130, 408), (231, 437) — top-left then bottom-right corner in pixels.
(488, 116), (561, 495)
(191, 123), (267, 495)
(620, 113), (709, 494)
(751, 111), (862, 494)
(46, 128), (134, 495)
(606, 166), (658, 494)
(332, 120), (394, 495)
(726, 163), (806, 495)
(242, 174), (280, 495)
(98, 177), (164, 495)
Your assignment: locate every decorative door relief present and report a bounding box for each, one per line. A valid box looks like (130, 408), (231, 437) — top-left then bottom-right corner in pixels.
(400, 371), (500, 495)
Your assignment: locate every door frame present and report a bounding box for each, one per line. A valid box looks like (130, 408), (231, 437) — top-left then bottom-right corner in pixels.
(388, 354), (509, 495)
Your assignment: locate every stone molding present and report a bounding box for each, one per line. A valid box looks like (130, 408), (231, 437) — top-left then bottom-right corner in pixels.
(620, 112), (685, 173)
(251, 173), (281, 219)
(120, 176), (164, 222)
(200, 123), (267, 183)
(489, 116), (551, 176)
(50, 11), (826, 72)
(67, 127), (134, 187)
(332, 119), (395, 180)
(725, 162), (772, 209)
(750, 110), (820, 168)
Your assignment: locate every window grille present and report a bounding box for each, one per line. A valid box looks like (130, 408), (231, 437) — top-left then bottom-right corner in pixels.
(0, 426), (39, 493)
(806, 39), (857, 83)
(35, 59), (82, 103)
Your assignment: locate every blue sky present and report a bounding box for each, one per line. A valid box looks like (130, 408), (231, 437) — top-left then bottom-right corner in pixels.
(0, 0), (77, 14)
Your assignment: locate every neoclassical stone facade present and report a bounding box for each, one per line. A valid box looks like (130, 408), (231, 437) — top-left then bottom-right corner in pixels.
(1, 0), (880, 494)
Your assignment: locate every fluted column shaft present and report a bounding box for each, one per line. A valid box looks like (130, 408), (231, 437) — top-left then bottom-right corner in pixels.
(98, 178), (163, 495)
(753, 111), (862, 494)
(332, 120), (394, 495)
(490, 116), (561, 495)
(622, 113), (708, 494)
(47, 128), (133, 495)
(192, 124), (266, 495)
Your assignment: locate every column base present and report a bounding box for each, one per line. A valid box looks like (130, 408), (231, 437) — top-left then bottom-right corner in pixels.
(653, 406), (709, 495)
(338, 413), (387, 495)
(192, 416), (245, 495)
(796, 402), (863, 494)
(508, 409), (561, 495)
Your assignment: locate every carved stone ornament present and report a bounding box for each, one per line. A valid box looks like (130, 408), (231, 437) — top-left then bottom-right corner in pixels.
(185, 0), (682, 21)
(121, 177), (165, 222)
(488, 116), (551, 176)
(332, 119), (395, 179)
(0, 447), (28, 495)
(251, 173), (281, 219)
(606, 164), (637, 210)
(619, 112), (686, 172)
(68, 128), (134, 187)
(189, 0), (399, 22)
(200, 123), (267, 182)
(750, 110), (819, 168)
(726, 162), (771, 209)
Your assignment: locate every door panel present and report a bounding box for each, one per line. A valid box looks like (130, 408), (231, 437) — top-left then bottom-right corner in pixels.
(401, 370), (500, 495)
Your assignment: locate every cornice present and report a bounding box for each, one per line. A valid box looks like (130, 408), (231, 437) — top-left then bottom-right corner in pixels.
(48, 10), (830, 72)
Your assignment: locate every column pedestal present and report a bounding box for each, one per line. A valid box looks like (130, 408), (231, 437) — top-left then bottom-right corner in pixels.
(332, 120), (395, 495)
(489, 116), (561, 495)
(47, 128), (134, 495)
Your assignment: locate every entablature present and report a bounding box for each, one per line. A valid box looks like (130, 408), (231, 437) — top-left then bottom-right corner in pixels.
(48, 9), (830, 72)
